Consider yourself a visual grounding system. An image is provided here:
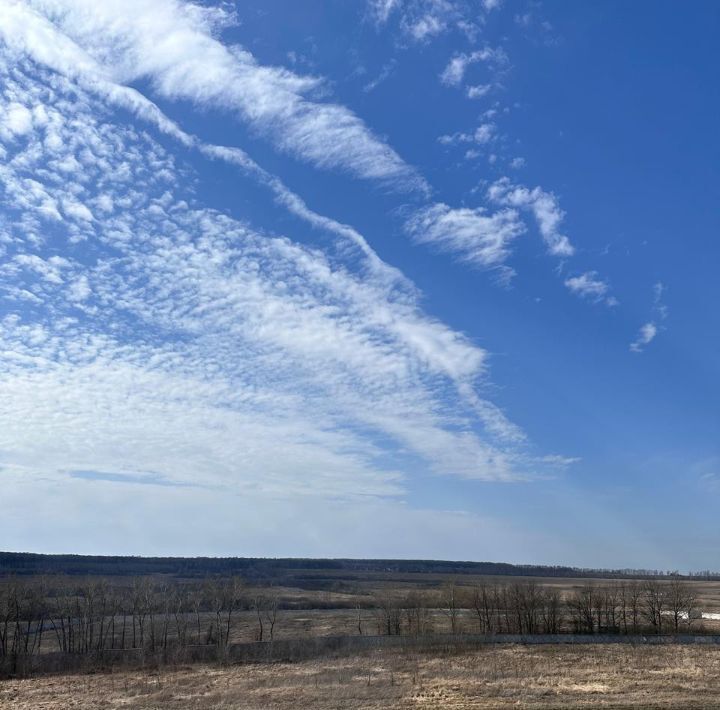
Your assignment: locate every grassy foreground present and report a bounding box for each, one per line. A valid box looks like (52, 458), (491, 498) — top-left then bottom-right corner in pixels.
(3, 644), (720, 709)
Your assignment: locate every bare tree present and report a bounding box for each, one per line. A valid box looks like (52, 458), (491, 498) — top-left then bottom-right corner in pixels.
(626, 581), (643, 634)
(208, 578), (243, 647)
(520, 581), (543, 634)
(172, 585), (191, 648)
(263, 592), (279, 642)
(497, 584), (514, 633)
(251, 593), (265, 642)
(667, 577), (698, 633)
(566, 584), (596, 634)
(374, 593), (402, 636)
(131, 577), (152, 649)
(251, 590), (280, 642)
(404, 592), (432, 636)
(540, 588), (562, 634)
(0, 580), (19, 659)
(642, 580), (667, 634)
(472, 583), (497, 635)
(440, 581), (461, 634)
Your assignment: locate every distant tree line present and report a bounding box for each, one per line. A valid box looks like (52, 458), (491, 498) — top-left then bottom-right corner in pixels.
(2, 552), (718, 583)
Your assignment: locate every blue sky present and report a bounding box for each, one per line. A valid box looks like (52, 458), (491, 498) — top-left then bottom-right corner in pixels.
(0, 0), (718, 570)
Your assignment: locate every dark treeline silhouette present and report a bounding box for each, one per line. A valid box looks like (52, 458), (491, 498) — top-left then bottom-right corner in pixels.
(0, 574), (703, 677)
(2, 552), (718, 583)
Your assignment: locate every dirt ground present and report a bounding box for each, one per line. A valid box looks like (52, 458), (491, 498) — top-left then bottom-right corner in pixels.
(4, 644), (720, 709)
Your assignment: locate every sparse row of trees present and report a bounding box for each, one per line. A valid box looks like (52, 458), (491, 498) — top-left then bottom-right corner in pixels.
(0, 576), (280, 666)
(372, 578), (699, 637)
(547, 578), (696, 634)
(0, 575), (703, 672)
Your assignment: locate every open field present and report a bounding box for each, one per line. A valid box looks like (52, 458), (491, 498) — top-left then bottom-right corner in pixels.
(5, 644), (720, 709)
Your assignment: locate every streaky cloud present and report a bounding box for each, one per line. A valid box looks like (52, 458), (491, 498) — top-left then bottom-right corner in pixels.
(404, 202), (524, 273)
(488, 177), (574, 258)
(13, 0), (426, 190)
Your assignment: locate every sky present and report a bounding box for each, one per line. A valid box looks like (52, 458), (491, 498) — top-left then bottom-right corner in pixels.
(0, 0), (718, 570)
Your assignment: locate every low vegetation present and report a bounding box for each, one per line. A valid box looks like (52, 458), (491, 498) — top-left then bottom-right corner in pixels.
(5, 644), (720, 709)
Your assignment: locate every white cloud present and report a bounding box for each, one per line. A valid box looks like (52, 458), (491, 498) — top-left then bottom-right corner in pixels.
(3, 101), (34, 136)
(653, 281), (669, 320)
(440, 47), (506, 87)
(466, 83), (492, 99)
(405, 202), (524, 271)
(630, 322), (658, 353)
(0, 56), (540, 503)
(62, 198), (94, 222)
(67, 275), (91, 301)
(369, 0), (503, 43)
(488, 177), (574, 257)
(0, 6), (586, 558)
(368, 0), (402, 24)
(406, 12), (447, 40)
(4, 0), (423, 188)
(439, 122), (496, 146)
(564, 271), (613, 303)
(440, 56), (468, 86)
(363, 60), (396, 92)
(474, 123), (495, 144)
(0, 6), (415, 292)
(10, 254), (71, 284)
(394, 1), (460, 42)
(629, 282), (667, 352)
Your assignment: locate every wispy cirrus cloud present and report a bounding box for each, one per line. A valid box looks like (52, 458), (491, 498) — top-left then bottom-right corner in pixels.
(564, 271), (617, 306)
(404, 179), (578, 280)
(5, 0), (577, 302)
(0, 3), (584, 562)
(371, 0), (458, 40)
(439, 122), (497, 146)
(369, 0), (503, 41)
(652, 281), (668, 320)
(466, 83), (493, 99)
(367, 0), (621, 326)
(0, 54), (544, 503)
(368, 0), (403, 24)
(0, 1), (416, 295)
(488, 177), (574, 258)
(404, 202), (524, 274)
(363, 59), (397, 92)
(629, 323), (658, 353)
(629, 282), (668, 353)
(6, 0), (424, 189)
(405, 177), (574, 277)
(439, 47), (507, 87)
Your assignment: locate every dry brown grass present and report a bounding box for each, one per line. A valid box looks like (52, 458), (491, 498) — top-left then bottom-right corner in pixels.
(4, 644), (720, 709)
